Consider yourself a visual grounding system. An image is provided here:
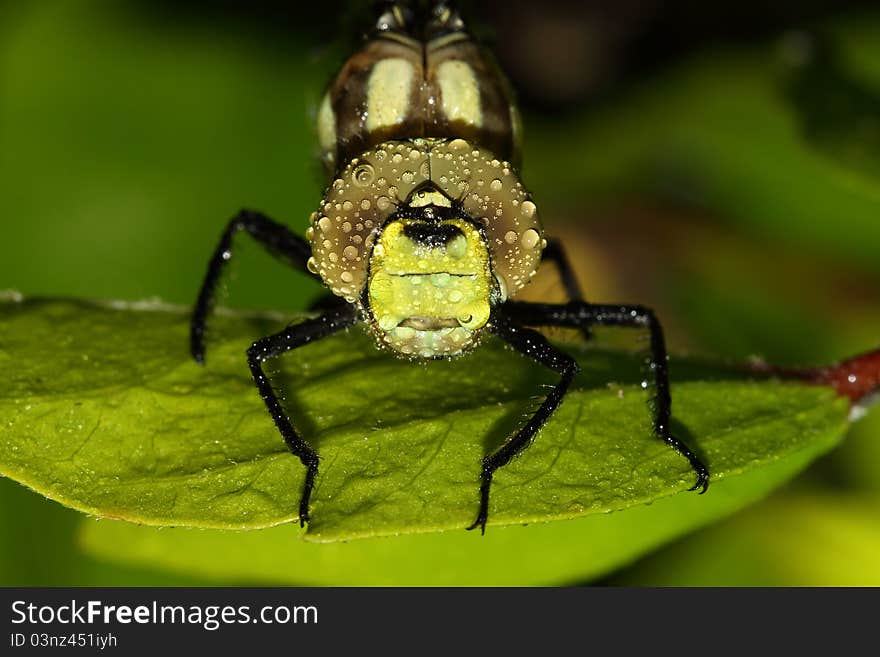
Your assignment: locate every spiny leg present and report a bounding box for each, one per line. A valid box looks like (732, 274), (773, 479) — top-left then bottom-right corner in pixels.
(541, 237), (591, 341)
(467, 314), (581, 534)
(247, 304), (358, 527)
(191, 209), (315, 364)
(503, 300), (710, 493)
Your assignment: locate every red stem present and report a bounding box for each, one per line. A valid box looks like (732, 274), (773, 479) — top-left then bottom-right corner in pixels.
(749, 348), (880, 403)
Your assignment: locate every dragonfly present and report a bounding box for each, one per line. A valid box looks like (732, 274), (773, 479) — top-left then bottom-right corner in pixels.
(189, 0), (709, 534)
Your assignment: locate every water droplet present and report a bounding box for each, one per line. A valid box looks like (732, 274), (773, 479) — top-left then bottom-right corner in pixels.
(490, 178), (503, 192)
(521, 229), (540, 249)
(352, 163), (375, 187)
(317, 216), (331, 232)
(431, 272), (451, 287)
(521, 200), (536, 218)
(341, 271), (354, 283)
(343, 246), (358, 260)
(504, 230), (518, 244)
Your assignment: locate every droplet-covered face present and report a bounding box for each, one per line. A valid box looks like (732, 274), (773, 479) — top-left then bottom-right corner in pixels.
(306, 138), (544, 306)
(367, 213), (494, 358)
(305, 137), (545, 358)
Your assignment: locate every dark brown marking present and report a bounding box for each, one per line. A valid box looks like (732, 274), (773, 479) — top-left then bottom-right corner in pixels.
(323, 11), (519, 172)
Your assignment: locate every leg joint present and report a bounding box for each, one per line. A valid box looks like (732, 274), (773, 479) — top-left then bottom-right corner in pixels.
(246, 338), (273, 363)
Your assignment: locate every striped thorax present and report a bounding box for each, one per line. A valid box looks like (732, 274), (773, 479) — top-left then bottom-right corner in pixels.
(317, 2), (522, 173)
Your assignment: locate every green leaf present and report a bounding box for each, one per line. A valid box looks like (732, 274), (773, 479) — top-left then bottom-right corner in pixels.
(0, 295), (852, 550)
(76, 454), (837, 586)
(609, 491), (880, 586)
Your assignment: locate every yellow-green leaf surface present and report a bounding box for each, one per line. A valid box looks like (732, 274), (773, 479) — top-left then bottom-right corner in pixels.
(1, 296), (850, 553)
(610, 492), (880, 586)
(73, 468), (830, 586)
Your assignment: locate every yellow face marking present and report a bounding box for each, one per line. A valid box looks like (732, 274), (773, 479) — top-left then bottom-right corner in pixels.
(366, 58), (415, 133)
(368, 218), (492, 357)
(437, 60), (482, 128)
(408, 189), (452, 208)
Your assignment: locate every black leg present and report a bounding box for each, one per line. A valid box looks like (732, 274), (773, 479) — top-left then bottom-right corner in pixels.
(542, 237), (591, 340)
(246, 303), (358, 527)
(191, 209), (315, 364)
(467, 313), (581, 534)
(503, 300), (710, 494)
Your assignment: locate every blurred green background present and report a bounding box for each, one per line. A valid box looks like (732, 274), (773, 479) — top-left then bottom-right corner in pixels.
(1, 0), (879, 585)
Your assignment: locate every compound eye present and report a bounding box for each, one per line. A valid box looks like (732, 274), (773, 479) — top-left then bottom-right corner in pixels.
(307, 142), (432, 300)
(427, 140), (545, 299)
